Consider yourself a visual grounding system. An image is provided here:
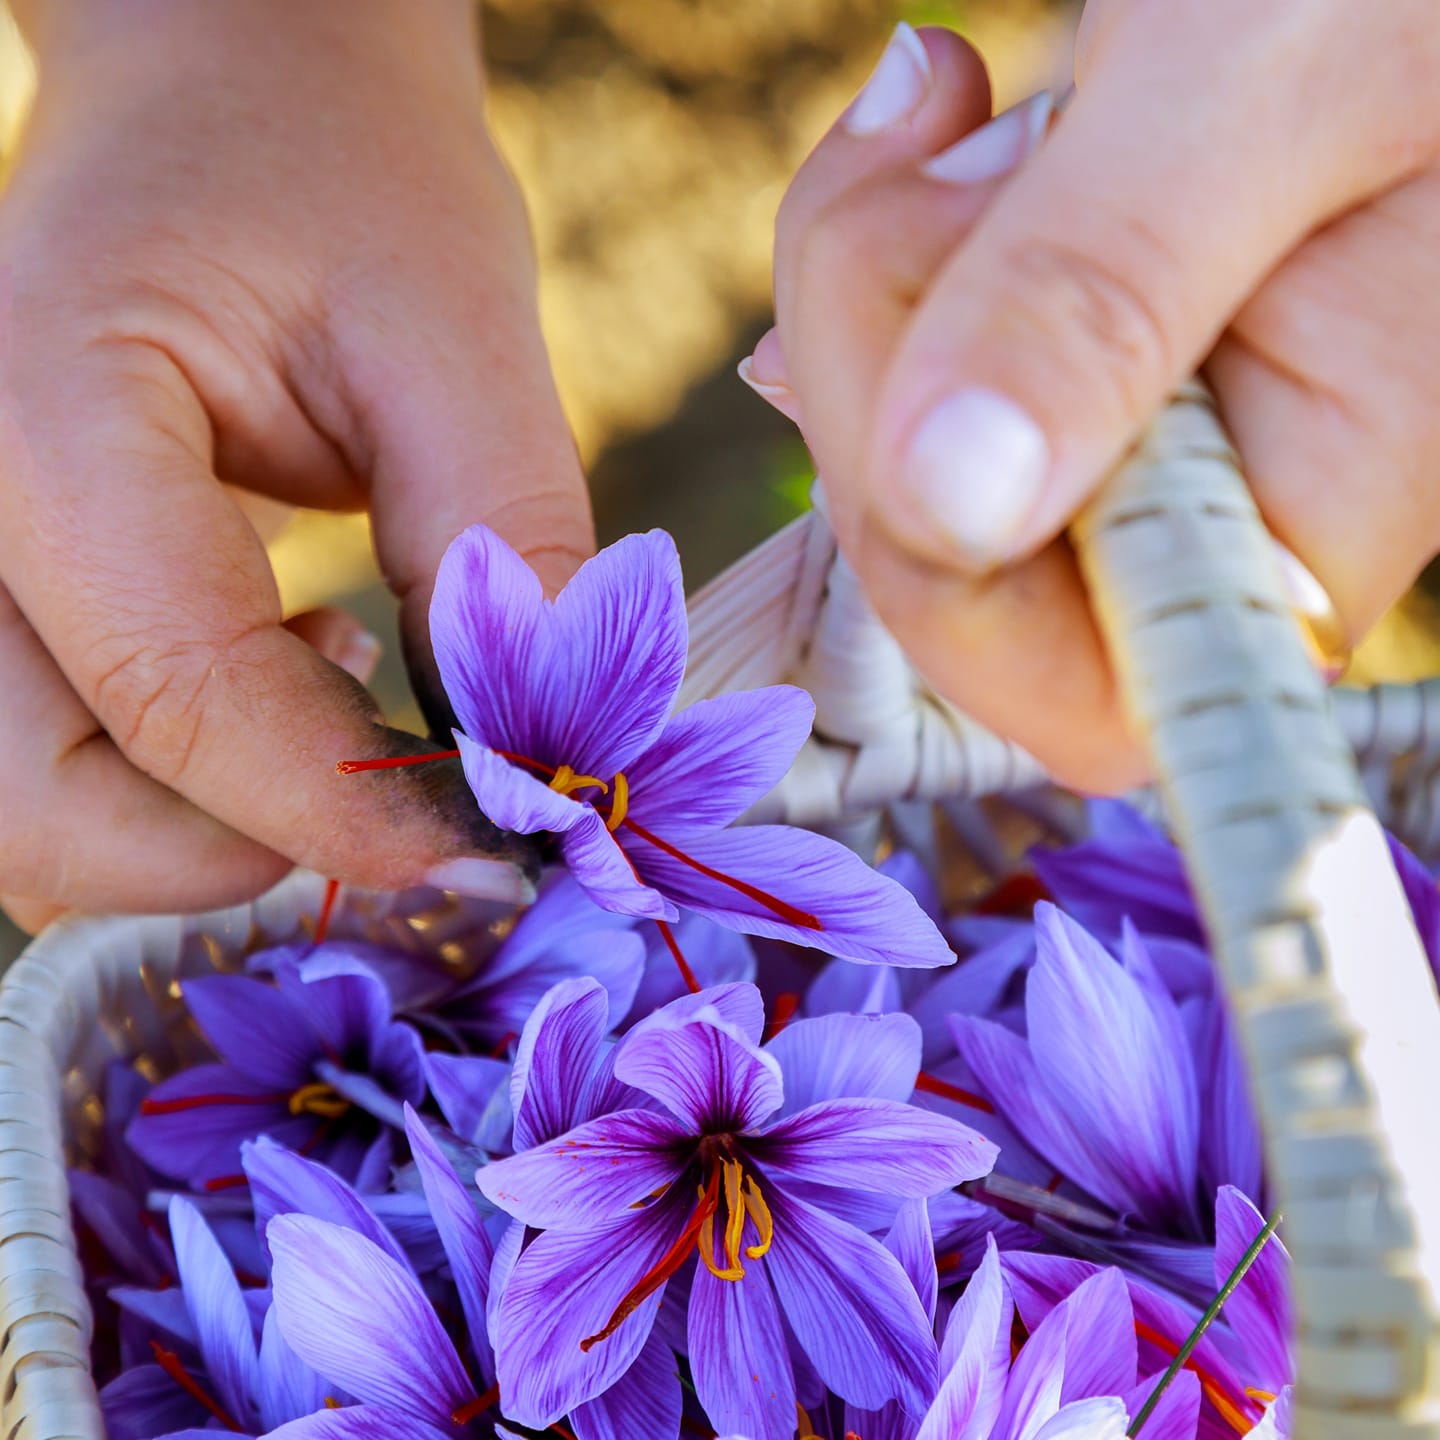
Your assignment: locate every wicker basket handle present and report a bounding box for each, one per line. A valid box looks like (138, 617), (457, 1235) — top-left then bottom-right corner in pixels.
(1072, 380), (1440, 1437)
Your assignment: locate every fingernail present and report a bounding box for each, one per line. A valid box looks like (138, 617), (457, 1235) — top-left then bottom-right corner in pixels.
(737, 355), (802, 425)
(923, 91), (1055, 184)
(897, 389), (1050, 568)
(336, 629), (382, 685)
(1272, 540), (1350, 680)
(845, 22), (931, 136)
(425, 857), (537, 906)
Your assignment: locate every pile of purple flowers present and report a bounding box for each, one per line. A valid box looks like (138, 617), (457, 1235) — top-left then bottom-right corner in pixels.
(80, 524), (1439, 1440)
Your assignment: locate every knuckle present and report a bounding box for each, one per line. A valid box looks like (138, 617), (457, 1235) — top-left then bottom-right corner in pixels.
(85, 633), (222, 786)
(999, 226), (1178, 413)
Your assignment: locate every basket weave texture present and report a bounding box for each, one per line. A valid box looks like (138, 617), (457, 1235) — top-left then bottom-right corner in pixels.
(2, 384), (1439, 1439)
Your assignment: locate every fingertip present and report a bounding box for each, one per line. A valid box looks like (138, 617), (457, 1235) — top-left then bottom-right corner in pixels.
(284, 606), (383, 686)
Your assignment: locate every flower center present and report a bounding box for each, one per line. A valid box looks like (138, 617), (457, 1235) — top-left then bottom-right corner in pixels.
(579, 1156), (775, 1353)
(287, 1081), (351, 1120)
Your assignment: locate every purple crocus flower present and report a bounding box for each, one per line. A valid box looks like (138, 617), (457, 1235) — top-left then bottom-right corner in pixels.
(101, 1197), (327, 1440)
(910, 1239), (1201, 1440)
(476, 984), (997, 1439)
(425, 523), (951, 967)
(127, 964), (426, 1191)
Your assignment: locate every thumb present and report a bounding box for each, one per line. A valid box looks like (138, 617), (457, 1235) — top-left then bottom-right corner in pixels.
(862, 0), (1438, 573)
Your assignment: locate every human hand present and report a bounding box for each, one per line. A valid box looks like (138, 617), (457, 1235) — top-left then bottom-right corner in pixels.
(756, 6), (1440, 791)
(0, 0), (593, 929)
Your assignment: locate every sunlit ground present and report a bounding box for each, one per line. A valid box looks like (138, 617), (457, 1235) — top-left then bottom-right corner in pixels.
(0, 0), (1435, 961)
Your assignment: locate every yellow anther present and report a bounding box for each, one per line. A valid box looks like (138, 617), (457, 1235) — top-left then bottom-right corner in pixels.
(324, 1397), (342, 1410)
(742, 1175), (774, 1259)
(723, 1160), (746, 1271)
(287, 1082), (350, 1119)
(1245, 1388), (1278, 1404)
(698, 1212), (744, 1281)
(549, 765), (608, 797)
(606, 771), (630, 831)
(797, 1405), (821, 1439)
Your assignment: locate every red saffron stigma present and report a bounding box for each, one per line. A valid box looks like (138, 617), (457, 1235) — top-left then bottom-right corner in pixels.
(763, 992), (801, 1042)
(204, 1174), (251, 1193)
(935, 1250), (963, 1275)
(335, 749), (461, 775)
(140, 1093), (288, 1116)
(913, 1072), (996, 1114)
(488, 1030), (520, 1058)
(974, 872), (1053, 917)
(655, 920), (701, 994)
(622, 818), (822, 930)
(313, 878), (341, 944)
(1134, 1320), (1257, 1434)
(150, 1341), (244, 1432)
(580, 1170), (720, 1352)
(451, 1382), (500, 1425)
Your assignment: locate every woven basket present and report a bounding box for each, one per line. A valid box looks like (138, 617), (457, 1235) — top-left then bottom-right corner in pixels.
(3, 381), (1439, 1439)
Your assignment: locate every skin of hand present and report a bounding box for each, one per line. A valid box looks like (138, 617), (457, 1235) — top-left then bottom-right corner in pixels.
(0, 0), (596, 931)
(757, 2), (1440, 792)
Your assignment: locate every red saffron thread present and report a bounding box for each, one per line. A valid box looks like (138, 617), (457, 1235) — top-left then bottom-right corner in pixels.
(763, 992), (801, 1042)
(655, 920), (701, 994)
(203, 1174), (250, 1193)
(335, 749), (461, 774)
(913, 1072), (996, 1114)
(150, 1341), (244, 1432)
(1134, 1320), (1256, 1434)
(314, 878), (341, 944)
(580, 1171), (720, 1352)
(451, 1382), (500, 1426)
(974, 872), (1053, 917)
(140, 1093), (288, 1116)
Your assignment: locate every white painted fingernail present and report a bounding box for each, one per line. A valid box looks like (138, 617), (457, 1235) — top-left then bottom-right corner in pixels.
(425, 858), (536, 905)
(845, 22), (931, 136)
(336, 629), (382, 685)
(1271, 540), (1331, 620)
(898, 389), (1050, 569)
(923, 91), (1055, 184)
(737, 355), (802, 425)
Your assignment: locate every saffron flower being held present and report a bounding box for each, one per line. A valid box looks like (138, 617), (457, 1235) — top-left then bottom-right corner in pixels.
(345, 524), (952, 969)
(478, 984), (998, 1440)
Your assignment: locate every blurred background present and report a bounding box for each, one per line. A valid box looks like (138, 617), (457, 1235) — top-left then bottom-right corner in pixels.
(1, 0), (1437, 962)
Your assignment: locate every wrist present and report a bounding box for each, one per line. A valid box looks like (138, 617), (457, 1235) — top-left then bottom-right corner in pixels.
(15, 0), (482, 106)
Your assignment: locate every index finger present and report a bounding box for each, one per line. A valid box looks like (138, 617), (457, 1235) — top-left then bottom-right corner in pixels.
(0, 334), (534, 901)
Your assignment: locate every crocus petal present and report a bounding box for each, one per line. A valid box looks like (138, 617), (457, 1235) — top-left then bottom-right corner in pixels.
(1213, 1187), (1292, 1391)
(615, 1012), (783, 1132)
(919, 1239), (1012, 1440)
(493, 1187), (694, 1427)
(100, 1364), (209, 1440)
(624, 824), (954, 967)
(634, 981), (767, 1044)
(425, 1053), (512, 1147)
(561, 807), (678, 919)
(989, 1285), (1067, 1440)
(262, 1407), (455, 1440)
(242, 1137), (409, 1271)
(765, 1188), (938, 1416)
(269, 1215), (471, 1425)
(476, 1108), (690, 1228)
(757, 1097), (996, 1196)
(69, 1171), (168, 1287)
(690, 1241), (797, 1440)
(806, 956), (903, 1020)
(169, 1197), (259, 1430)
(886, 1199), (938, 1324)
(622, 685), (814, 829)
(1123, 1370), (1202, 1440)
(572, 1327), (684, 1440)
(511, 977), (612, 1150)
(181, 975), (316, 1086)
(766, 1012), (922, 1117)
(1247, 1387), (1294, 1440)
(405, 1107), (495, 1379)
(1048, 1268), (1136, 1407)
(456, 731), (587, 835)
(1193, 997), (1264, 1205)
(1388, 833), (1440, 985)
(627, 912), (757, 1020)
(1031, 1396), (1130, 1440)
(257, 1305), (329, 1434)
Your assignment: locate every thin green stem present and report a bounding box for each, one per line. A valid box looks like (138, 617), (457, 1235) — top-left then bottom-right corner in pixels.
(1128, 1211), (1281, 1436)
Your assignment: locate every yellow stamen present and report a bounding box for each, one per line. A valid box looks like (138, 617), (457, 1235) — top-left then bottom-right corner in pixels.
(1245, 1388), (1278, 1404)
(742, 1175), (774, 1259)
(287, 1082), (350, 1119)
(698, 1211), (744, 1281)
(549, 765), (608, 797)
(723, 1160), (746, 1271)
(797, 1405), (821, 1439)
(606, 771), (630, 831)
(324, 1397), (342, 1410)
